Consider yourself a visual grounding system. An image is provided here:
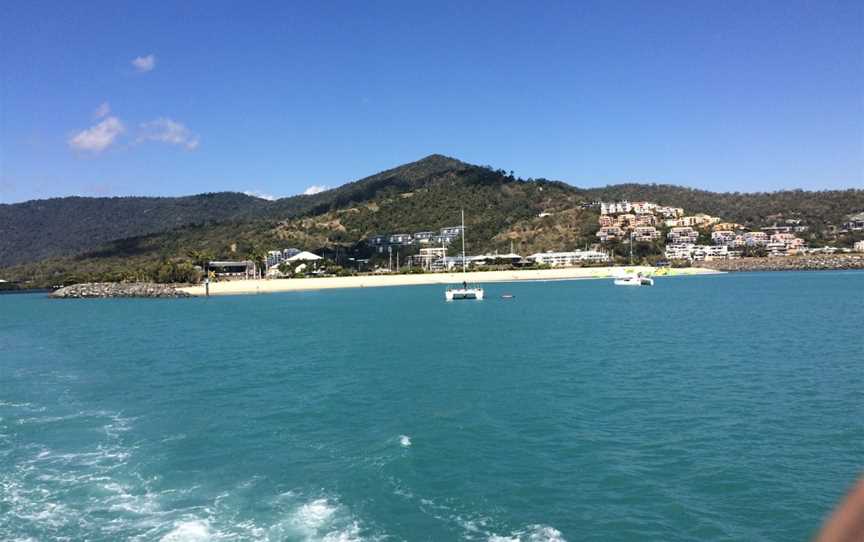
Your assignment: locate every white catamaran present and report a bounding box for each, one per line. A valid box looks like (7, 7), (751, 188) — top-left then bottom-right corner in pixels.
(445, 210), (484, 301)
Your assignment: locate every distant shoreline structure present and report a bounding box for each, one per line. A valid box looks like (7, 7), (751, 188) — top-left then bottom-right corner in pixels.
(177, 266), (720, 297)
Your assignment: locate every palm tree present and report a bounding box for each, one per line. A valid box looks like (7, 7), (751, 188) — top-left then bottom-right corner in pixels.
(186, 249), (214, 282)
(245, 245), (267, 279)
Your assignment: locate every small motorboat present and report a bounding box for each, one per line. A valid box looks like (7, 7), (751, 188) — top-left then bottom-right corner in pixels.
(614, 273), (654, 287)
(501, 293), (514, 299)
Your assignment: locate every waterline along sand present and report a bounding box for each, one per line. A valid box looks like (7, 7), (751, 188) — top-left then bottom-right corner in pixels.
(178, 266), (722, 296)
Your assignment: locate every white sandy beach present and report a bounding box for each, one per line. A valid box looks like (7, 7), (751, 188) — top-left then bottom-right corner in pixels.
(178, 266), (721, 296)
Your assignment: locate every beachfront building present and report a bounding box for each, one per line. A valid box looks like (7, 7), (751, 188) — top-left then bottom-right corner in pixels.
(667, 227), (698, 244)
(408, 247), (447, 270)
(469, 253), (524, 266)
(765, 242), (789, 257)
(598, 215), (615, 228)
(691, 245), (729, 261)
(665, 244), (733, 261)
(287, 251), (322, 262)
(769, 233), (805, 255)
(743, 231), (769, 246)
(438, 255), (475, 271)
(665, 244), (694, 261)
(208, 260), (256, 280)
(528, 250), (610, 267)
(265, 248), (301, 268)
(711, 230), (738, 246)
(854, 240), (864, 252)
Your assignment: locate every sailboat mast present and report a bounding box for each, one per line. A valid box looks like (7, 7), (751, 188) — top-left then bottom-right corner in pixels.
(629, 232), (634, 265)
(461, 209), (467, 274)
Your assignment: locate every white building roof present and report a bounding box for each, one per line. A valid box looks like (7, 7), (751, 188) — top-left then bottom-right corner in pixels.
(287, 251), (322, 261)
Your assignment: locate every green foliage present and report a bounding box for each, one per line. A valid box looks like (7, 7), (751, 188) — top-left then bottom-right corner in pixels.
(152, 260), (201, 284)
(3, 154), (863, 287)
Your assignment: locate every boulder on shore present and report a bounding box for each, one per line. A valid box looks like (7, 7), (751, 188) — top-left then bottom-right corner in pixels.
(50, 282), (190, 299)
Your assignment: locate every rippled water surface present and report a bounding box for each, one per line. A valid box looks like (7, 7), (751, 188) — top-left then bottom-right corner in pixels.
(2, 271), (862, 541)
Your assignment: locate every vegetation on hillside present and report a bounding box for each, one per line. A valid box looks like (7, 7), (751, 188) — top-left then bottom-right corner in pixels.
(2, 154), (862, 287)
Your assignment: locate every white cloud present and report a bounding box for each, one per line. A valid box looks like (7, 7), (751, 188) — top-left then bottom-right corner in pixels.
(303, 185), (328, 195)
(138, 118), (199, 150)
(132, 54), (156, 72)
(243, 190), (277, 201)
(68, 116), (125, 153)
(94, 102), (111, 119)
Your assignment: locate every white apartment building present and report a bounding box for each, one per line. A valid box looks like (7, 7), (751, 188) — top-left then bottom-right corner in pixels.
(743, 231), (769, 246)
(633, 226), (660, 241)
(529, 250), (610, 267)
(656, 206), (684, 219)
(667, 227), (698, 244)
(665, 244), (731, 261)
(711, 230), (737, 246)
(665, 214), (721, 228)
(665, 244), (695, 260)
(600, 201), (633, 215)
(692, 245), (729, 261)
(597, 226), (625, 242)
(631, 201), (658, 214)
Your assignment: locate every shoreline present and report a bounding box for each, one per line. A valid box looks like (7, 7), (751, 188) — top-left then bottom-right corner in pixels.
(178, 266), (722, 297)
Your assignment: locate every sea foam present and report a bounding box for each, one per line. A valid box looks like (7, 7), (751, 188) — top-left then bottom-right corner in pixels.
(159, 519), (212, 542)
(488, 524), (566, 542)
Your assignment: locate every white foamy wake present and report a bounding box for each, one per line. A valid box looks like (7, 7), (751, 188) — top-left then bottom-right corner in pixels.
(488, 524), (566, 542)
(293, 498), (337, 531)
(399, 435), (412, 448)
(285, 498), (365, 542)
(159, 519), (212, 542)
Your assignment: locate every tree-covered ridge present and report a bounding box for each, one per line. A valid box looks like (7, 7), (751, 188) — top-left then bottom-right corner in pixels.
(1, 154), (862, 286)
(0, 154), (468, 266)
(0, 192), (271, 266)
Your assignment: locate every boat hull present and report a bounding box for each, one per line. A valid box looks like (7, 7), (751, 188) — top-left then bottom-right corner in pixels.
(614, 277), (654, 286)
(445, 288), (484, 301)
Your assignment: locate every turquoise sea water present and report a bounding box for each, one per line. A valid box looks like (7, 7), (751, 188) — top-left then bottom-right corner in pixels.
(1, 271), (862, 541)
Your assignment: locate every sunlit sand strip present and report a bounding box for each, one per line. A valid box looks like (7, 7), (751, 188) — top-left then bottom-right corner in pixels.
(178, 266), (722, 296)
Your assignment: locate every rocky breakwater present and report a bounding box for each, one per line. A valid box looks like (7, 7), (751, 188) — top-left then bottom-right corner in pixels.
(697, 254), (864, 273)
(50, 282), (191, 299)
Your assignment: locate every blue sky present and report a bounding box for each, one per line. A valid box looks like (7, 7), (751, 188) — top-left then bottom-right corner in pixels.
(1, 1), (862, 203)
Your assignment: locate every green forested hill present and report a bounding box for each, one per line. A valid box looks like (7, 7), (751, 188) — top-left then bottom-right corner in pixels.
(0, 154), (468, 266)
(1, 154), (862, 286)
(0, 193), (271, 266)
